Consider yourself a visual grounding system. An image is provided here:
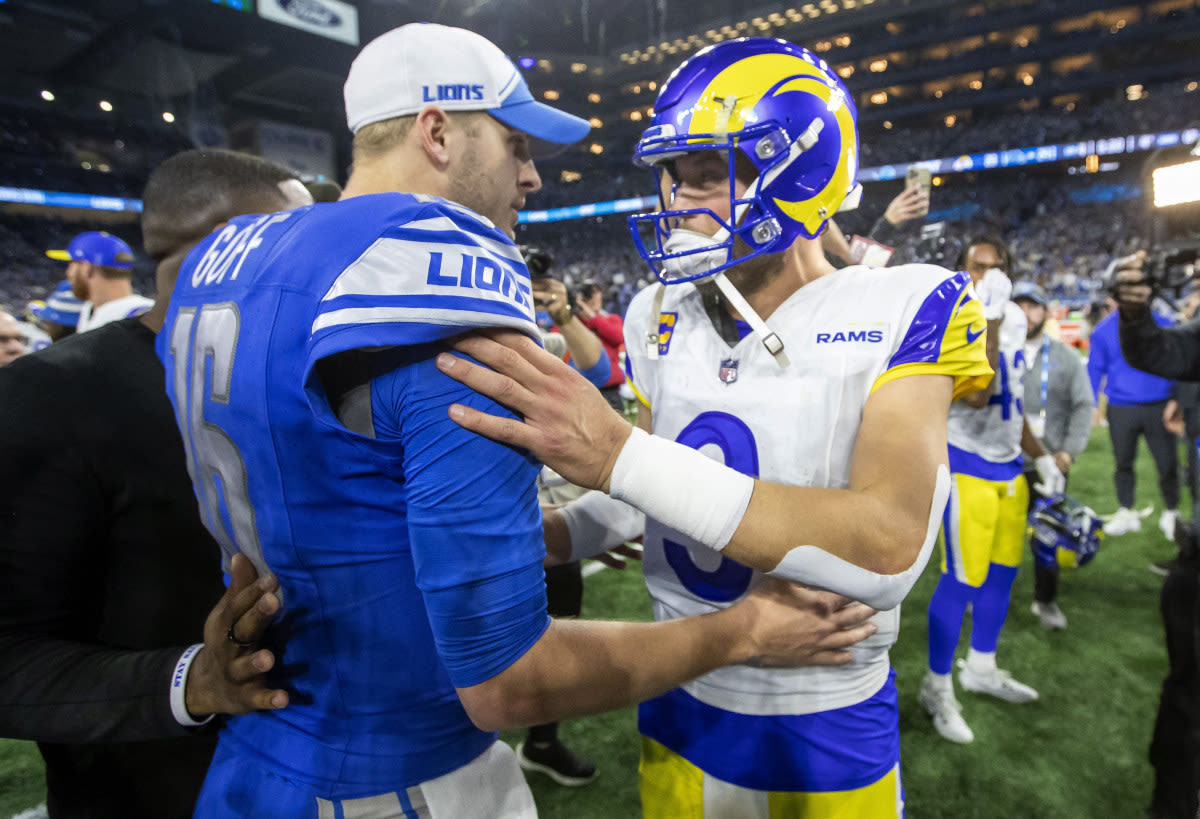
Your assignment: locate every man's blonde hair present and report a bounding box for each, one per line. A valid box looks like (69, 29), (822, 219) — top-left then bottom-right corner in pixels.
(351, 111), (488, 163)
(352, 116), (415, 163)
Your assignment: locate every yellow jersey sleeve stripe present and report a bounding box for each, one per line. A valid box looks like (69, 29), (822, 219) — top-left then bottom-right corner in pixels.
(622, 348), (652, 408)
(872, 273), (992, 396)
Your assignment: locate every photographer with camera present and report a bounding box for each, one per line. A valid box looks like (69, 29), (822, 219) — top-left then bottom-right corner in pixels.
(511, 246), (612, 788)
(1115, 250), (1200, 380)
(522, 245), (611, 389)
(1111, 248), (1200, 819)
(573, 280), (627, 412)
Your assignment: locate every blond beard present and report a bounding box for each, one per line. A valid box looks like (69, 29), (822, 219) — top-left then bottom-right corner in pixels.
(715, 244), (786, 298)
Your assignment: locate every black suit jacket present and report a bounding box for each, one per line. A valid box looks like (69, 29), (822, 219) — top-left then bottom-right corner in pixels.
(0, 318), (225, 818)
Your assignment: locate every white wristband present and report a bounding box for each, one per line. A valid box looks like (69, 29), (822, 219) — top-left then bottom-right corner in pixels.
(170, 643), (215, 728)
(608, 426), (754, 551)
(560, 491), (646, 562)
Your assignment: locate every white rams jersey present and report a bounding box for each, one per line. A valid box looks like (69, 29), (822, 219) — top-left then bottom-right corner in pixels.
(77, 294), (153, 333)
(946, 299), (1028, 464)
(624, 264), (991, 716)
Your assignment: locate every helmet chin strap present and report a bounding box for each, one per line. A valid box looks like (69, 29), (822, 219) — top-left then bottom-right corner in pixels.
(712, 270), (790, 368)
(695, 201), (790, 368)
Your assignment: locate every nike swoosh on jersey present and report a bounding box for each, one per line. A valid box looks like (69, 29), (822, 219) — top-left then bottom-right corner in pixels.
(965, 324), (985, 344)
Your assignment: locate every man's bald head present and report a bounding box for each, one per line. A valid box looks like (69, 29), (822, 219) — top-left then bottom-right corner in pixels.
(141, 149), (311, 262)
(0, 311), (27, 366)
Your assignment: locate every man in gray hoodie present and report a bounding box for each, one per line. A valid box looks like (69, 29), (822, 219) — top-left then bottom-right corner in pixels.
(1014, 282), (1095, 629)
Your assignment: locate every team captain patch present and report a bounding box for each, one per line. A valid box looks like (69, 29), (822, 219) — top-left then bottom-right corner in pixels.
(657, 312), (678, 355)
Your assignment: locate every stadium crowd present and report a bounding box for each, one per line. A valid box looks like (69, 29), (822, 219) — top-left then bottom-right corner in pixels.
(3, 75), (1191, 319)
(2, 15), (1199, 819)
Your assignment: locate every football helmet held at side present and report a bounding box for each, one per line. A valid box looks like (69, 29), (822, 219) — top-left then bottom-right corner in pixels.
(1029, 494), (1103, 570)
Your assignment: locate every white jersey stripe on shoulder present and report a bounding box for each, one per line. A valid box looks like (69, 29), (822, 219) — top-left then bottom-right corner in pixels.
(408, 195), (505, 236)
(400, 216), (524, 265)
(313, 305), (536, 335)
(321, 237), (533, 319)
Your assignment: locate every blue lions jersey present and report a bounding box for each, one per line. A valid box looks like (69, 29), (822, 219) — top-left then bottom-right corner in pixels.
(157, 193), (550, 800)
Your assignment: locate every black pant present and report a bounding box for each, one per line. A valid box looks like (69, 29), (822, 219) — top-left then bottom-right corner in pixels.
(528, 561), (584, 745)
(1186, 435), (1200, 524)
(545, 560), (583, 618)
(1148, 524), (1200, 818)
(1108, 400), (1180, 510)
(599, 384), (626, 414)
(1025, 470), (1063, 604)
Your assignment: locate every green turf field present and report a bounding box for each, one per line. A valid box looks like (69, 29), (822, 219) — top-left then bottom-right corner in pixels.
(0, 425), (1184, 817)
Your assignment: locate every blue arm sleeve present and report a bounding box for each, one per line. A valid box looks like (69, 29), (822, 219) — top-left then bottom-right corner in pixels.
(371, 345), (550, 689)
(571, 349), (612, 387)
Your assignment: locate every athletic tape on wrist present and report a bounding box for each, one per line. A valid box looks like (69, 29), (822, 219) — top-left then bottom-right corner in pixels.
(560, 491), (646, 562)
(608, 426), (754, 551)
(767, 465), (951, 611)
(171, 643), (216, 728)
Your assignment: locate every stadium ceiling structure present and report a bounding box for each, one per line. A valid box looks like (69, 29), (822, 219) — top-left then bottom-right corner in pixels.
(2, 0), (1199, 181)
(0, 0), (962, 125)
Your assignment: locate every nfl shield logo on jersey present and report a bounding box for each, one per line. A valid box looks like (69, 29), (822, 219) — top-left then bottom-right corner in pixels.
(718, 358), (739, 384)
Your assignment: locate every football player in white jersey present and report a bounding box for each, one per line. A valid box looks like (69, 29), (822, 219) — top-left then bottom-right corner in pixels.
(439, 38), (993, 816)
(918, 237), (1066, 745)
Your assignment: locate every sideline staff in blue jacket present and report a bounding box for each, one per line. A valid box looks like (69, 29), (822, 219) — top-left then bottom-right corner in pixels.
(1087, 306), (1179, 537)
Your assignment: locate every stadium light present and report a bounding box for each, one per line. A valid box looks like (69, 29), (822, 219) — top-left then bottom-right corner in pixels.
(99, 100), (113, 112)
(162, 111), (175, 123)
(1153, 159), (1200, 208)
(40, 89), (54, 101)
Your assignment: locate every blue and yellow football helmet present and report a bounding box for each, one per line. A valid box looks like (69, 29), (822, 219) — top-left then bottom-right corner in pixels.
(628, 37), (861, 284)
(1029, 494), (1103, 570)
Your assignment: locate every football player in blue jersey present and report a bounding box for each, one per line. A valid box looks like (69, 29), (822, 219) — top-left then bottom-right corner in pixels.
(159, 24), (879, 819)
(437, 37), (993, 817)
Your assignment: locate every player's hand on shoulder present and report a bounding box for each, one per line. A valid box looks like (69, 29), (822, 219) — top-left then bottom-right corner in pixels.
(975, 267), (1012, 321)
(737, 578), (877, 669)
(438, 328), (632, 491)
(185, 553), (289, 719)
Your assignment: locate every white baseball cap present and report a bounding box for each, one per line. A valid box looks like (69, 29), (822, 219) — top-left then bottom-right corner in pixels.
(344, 23), (591, 148)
